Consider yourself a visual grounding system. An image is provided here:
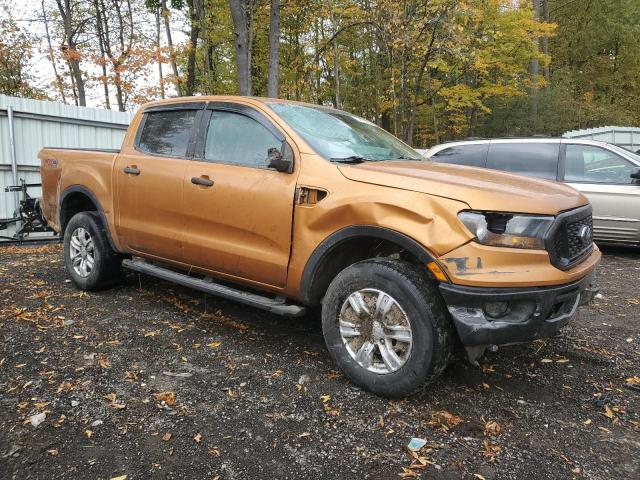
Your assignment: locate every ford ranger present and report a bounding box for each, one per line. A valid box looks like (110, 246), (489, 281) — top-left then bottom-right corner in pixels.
(39, 96), (600, 397)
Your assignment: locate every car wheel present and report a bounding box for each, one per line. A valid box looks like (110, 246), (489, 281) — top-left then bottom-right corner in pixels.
(321, 258), (454, 397)
(63, 212), (121, 291)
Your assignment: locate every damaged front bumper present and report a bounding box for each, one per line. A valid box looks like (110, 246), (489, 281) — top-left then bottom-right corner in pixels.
(439, 272), (597, 347)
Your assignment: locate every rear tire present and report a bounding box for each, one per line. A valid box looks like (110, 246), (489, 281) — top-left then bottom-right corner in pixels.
(321, 258), (453, 398)
(63, 212), (121, 291)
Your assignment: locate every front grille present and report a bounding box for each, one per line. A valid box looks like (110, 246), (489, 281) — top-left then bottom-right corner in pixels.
(546, 205), (594, 270)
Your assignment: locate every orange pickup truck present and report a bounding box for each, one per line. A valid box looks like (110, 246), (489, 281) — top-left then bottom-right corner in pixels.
(39, 96), (600, 397)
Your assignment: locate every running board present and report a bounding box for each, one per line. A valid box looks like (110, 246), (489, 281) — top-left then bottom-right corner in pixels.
(122, 258), (306, 317)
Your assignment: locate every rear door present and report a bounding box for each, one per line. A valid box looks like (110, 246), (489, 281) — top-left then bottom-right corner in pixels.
(115, 103), (204, 261)
(182, 102), (298, 287)
(561, 143), (640, 244)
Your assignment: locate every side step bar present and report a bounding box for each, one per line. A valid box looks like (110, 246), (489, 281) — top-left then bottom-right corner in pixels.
(122, 258), (306, 317)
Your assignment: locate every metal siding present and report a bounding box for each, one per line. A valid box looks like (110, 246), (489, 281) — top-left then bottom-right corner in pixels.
(564, 126), (640, 151)
(0, 94), (133, 236)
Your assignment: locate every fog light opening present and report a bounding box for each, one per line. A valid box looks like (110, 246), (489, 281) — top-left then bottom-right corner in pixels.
(483, 301), (509, 319)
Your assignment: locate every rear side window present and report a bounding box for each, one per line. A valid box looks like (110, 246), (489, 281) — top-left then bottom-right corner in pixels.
(204, 111), (282, 168)
(486, 143), (559, 180)
(137, 110), (197, 157)
(564, 144), (636, 184)
(431, 144), (488, 167)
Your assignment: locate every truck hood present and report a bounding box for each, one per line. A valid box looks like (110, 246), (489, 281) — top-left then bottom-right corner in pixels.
(338, 160), (588, 215)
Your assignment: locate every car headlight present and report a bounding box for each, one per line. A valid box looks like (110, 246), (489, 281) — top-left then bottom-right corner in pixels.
(458, 211), (554, 250)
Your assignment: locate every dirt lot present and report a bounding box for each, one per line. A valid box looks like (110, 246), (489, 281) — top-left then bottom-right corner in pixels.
(0, 244), (638, 480)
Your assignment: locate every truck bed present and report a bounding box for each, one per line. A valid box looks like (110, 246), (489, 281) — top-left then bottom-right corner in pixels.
(39, 147), (120, 233)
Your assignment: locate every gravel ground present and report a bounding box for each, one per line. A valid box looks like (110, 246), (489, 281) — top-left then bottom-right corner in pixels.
(1, 244), (638, 480)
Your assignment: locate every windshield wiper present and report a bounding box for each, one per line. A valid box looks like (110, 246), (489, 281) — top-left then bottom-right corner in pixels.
(330, 155), (369, 164)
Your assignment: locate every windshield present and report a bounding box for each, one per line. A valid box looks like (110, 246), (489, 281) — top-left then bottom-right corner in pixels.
(268, 103), (422, 162)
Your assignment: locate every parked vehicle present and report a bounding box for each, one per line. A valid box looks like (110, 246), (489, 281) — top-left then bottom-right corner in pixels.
(39, 97), (600, 397)
(424, 138), (640, 246)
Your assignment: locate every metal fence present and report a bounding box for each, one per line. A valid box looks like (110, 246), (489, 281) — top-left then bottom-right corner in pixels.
(0, 95), (133, 237)
(563, 126), (640, 152)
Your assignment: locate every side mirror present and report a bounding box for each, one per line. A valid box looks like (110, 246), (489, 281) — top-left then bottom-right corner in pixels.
(267, 146), (293, 173)
(631, 167), (640, 180)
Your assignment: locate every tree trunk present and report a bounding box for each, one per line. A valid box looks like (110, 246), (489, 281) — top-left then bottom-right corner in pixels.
(55, 0), (86, 106)
(530, 0), (541, 129)
(92, 0), (111, 109)
(162, 0), (182, 96)
(185, 0), (203, 96)
(155, 8), (165, 99)
(542, 0), (550, 91)
(42, 0), (67, 103)
(267, 0), (280, 98)
(331, 13), (340, 108)
(229, 0), (252, 95)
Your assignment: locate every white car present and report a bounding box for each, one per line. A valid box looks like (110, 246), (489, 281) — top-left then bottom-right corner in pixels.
(424, 138), (640, 246)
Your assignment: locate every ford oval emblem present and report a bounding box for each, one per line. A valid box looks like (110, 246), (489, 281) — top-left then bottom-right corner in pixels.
(578, 225), (592, 244)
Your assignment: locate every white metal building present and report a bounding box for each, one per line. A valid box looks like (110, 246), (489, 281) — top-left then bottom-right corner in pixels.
(0, 95), (133, 237)
(563, 126), (640, 152)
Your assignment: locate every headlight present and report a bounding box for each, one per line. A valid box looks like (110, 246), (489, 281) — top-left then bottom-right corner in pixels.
(458, 211), (554, 250)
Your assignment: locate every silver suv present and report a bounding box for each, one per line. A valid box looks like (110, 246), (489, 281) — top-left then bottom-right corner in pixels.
(423, 138), (640, 246)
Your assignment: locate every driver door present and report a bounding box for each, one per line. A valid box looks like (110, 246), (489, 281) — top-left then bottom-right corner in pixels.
(562, 143), (640, 243)
(182, 103), (299, 287)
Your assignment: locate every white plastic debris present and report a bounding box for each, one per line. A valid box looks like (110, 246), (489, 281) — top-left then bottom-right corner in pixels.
(407, 437), (427, 451)
(30, 412), (46, 428)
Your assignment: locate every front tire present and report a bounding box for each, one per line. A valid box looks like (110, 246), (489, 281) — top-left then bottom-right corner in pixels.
(63, 212), (121, 291)
(321, 258), (453, 398)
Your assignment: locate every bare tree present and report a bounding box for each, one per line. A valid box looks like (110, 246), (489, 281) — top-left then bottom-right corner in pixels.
(55, 0), (87, 106)
(229, 0), (254, 95)
(266, 0), (280, 98)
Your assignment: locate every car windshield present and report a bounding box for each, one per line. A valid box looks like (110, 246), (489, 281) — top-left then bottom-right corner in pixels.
(268, 103), (422, 162)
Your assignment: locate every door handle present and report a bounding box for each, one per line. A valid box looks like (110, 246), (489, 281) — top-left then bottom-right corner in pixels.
(123, 166), (140, 176)
(191, 176), (214, 187)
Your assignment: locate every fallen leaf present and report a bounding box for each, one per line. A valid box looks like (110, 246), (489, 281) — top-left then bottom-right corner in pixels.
(320, 395), (331, 403)
(110, 476), (127, 480)
(193, 432), (202, 443)
(602, 405), (615, 420)
(298, 432), (312, 438)
(208, 447), (220, 456)
(162, 432), (172, 442)
(206, 341), (221, 348)
(474, 475), (486, 480)
(540, 358), (553, 363)
(398, 467), (418, 478)
(47, 448), (58, 456)
(155, 391), (176, 406)
(626, 376), (640, 385)
(85, 429), (93, 438)
(483, 418), (502, 437)
(429, 410), (463, 430)
(583, 419), (592, 425)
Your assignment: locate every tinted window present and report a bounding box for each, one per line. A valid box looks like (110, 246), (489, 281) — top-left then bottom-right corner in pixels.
(564, 144), (636, 184)
(486, 143), (559, 180)
(204, 111), (282, 168)
(138, 110), (197, 157)
(432, 144), (488, 167)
